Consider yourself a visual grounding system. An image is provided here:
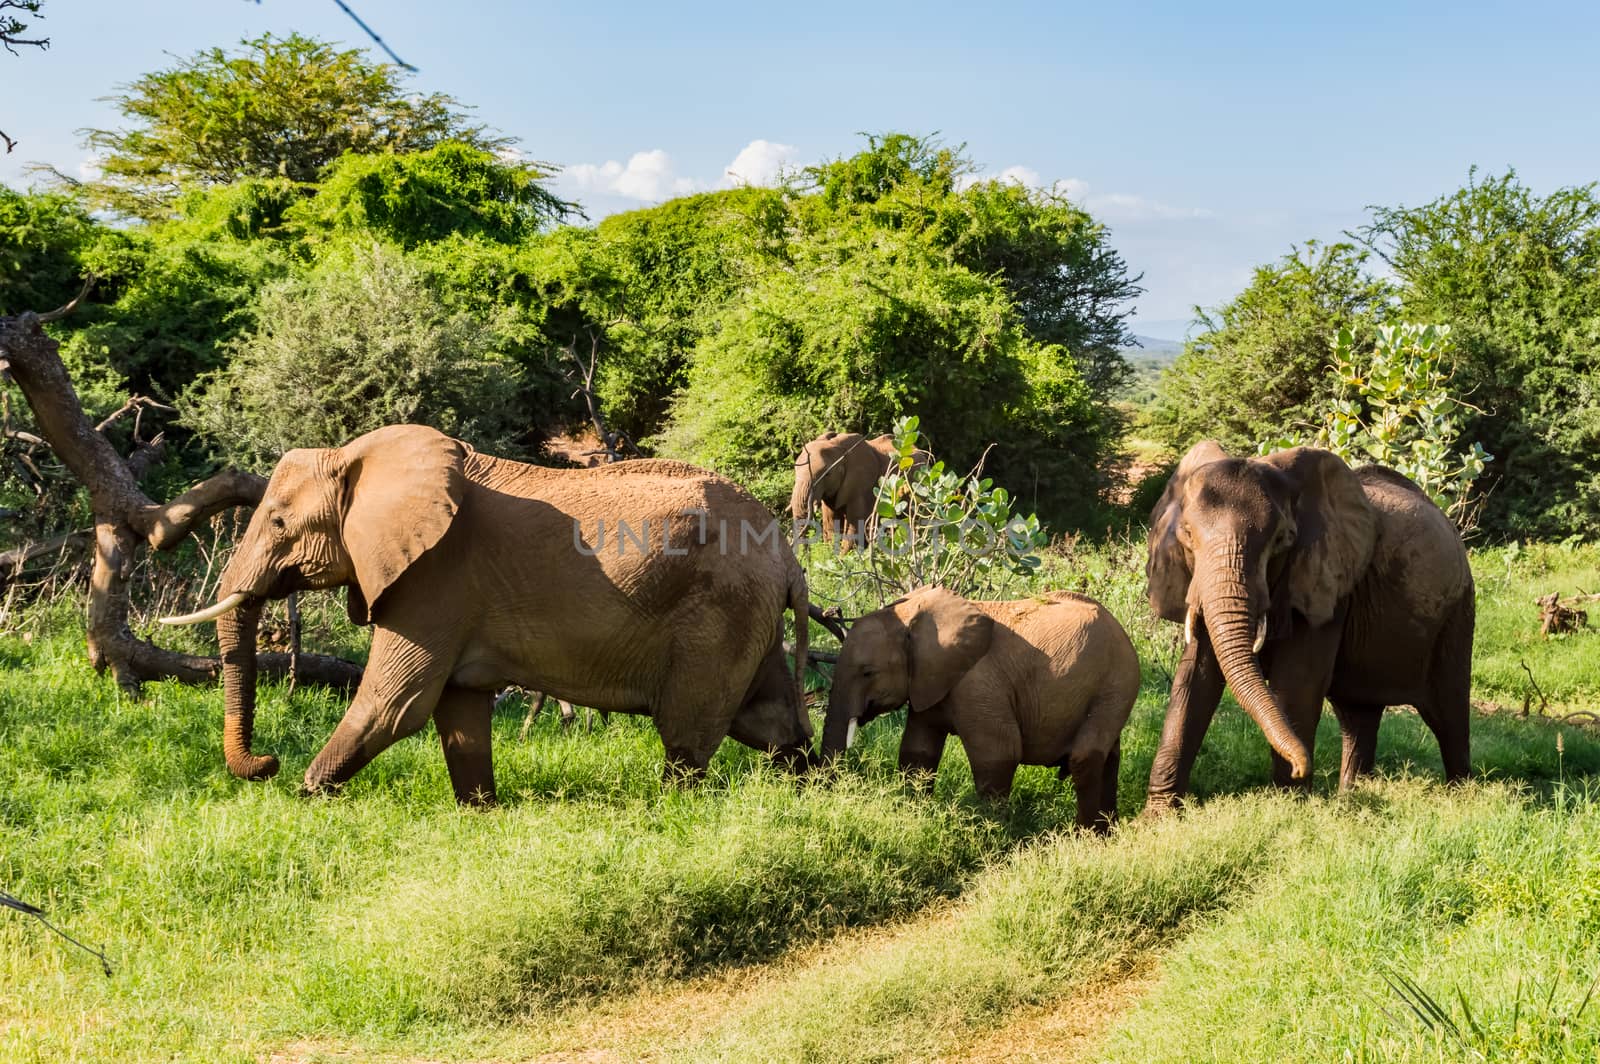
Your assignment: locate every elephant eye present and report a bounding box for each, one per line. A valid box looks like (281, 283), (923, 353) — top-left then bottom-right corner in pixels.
(860, 666), (876, 678)
(270, 515), (287, 532)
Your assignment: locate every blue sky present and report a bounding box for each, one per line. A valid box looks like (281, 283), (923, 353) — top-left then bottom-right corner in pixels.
(3, 0), (1598, 338)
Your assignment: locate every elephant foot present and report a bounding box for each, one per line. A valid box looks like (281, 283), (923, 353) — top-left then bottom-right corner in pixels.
(298, 778), (345, 799)
(1140, 794), (1183, 819)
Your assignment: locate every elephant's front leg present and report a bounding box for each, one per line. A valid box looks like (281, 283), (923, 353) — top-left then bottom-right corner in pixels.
(435, 685), (497, 806)
(897, 712), (947, 793)
(1146, 628), (1224, 813)
(302, 625), (452, 796)
(1262, 616), (1344, 793)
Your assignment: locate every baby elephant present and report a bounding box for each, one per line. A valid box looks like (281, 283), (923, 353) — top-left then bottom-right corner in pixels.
(821, 586), (1140, 830)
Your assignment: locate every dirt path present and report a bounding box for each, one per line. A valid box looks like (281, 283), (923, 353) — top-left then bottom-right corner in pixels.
(528, 911), (964, 1061)
(263, 908), (1170, 1063)
(947, 962), (1160, 1064)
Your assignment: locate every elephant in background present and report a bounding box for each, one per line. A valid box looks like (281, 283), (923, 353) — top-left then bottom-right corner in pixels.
(821, 586), (1140, 831)
(163, 424), (812, 803)
(1144, 442), (1474, 811)
(790, 432), (931, 544)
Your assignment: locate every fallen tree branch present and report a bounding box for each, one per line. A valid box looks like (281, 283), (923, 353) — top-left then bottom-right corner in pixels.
(1537, 591), (1592, 637)
(0, 298), (358, 692)
(807, 602), (852, 644)
(0, 528), (90, 584)
(1519, 658), (1549, 717)
(784, 640), (838, 665)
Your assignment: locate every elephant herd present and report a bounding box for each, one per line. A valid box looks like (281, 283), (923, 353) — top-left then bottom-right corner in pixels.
(162, 423), (1475, 830)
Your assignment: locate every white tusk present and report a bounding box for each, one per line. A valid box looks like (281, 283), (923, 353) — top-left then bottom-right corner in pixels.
(1184, 605), (1198, 646)
(846, 719), (859, 749)
(1253, 614), (1268, 655)
(160, 591), (249, 626)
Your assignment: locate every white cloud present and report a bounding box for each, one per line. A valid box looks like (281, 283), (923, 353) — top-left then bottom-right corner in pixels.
(983, 167), (1212, 223)
(77, 155), (102, 180)
(560, 149), (700, 203)
(722, 139), (797, 188)
(996, 164), (1041, 187)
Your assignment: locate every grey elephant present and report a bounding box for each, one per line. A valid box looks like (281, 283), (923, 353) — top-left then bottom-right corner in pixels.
(1144, 442), (1474, 810)
(789, 431), (931, 545)
(820, 586), (1140, 831)
(163, 424), (812, 803)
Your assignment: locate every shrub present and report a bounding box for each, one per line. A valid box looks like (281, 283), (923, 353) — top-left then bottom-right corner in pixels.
(1262, 323), (1492, 524)
(807, 416), (1048, 606)
(182, 240), (528, 467)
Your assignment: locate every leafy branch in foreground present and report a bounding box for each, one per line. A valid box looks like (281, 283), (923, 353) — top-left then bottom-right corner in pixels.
(1263, 323), (1491, 525)
(810, 415), (1048, 607)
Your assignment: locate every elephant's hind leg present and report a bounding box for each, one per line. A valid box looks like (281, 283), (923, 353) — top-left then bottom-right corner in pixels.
(653, 667), (744, 785)
(1419, 597), (1474, 784)
(1330, 699), (1383, 790)
(436, 685), (496, 806)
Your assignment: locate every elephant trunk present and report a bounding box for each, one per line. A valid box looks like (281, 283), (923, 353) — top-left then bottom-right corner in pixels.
(819, 687), (861, 762)
(217, 596), (281, 781)
(790, 464), (815, 526)
(1197, 548), (1310, 779)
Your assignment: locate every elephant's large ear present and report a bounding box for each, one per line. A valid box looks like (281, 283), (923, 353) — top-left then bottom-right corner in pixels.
(904, 587), (994, 712)
(1259, 448), (1377, 627)
(338, 425), (467, 624)
(1147, 440), (1229, 623)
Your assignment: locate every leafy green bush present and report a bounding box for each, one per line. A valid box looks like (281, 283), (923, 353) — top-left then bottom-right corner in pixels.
(807, 416), (1048, 604)
(1148, 241), (1395, 452)
(1263, 324), (1492, 523)
(1357, 169), (1600, 538)
(182, 240), (528, 467)
(652, 202), (1110, 525)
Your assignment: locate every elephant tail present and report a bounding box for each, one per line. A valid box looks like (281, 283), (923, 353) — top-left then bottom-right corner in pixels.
(788, 562), (810, 715)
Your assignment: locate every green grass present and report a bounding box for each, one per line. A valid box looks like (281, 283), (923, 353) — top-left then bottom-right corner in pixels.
(0, 543), (1597, 1061)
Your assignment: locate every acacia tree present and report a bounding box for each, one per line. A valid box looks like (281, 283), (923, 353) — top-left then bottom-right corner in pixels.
(69, 32), (527, 218)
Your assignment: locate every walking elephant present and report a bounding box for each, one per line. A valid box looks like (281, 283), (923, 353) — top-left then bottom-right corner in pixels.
(819, 586), (1140, 830)
(789, 432), (930, 544)
(1144, 442), (1474, 811)
(163, 424), (812, 804)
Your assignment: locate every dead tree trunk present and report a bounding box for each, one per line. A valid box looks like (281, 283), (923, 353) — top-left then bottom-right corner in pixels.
(0, 296), (361, 693)
(566, 331), (642, 463)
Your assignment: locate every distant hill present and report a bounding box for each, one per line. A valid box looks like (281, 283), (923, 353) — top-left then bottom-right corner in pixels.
(1121, 334), (1184, 361)
(1117, 334), (1184, 406)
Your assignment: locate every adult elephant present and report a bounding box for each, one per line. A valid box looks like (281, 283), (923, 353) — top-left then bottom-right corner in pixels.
(163, 424), (811, 804)
(1144, 441), (1473, 810)
(789, 432), (930, 544)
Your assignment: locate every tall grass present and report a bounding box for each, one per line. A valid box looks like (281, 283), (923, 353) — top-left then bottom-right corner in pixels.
(0, 542), (1596, 1061)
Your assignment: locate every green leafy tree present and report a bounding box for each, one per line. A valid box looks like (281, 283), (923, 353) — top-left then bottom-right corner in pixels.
(1149, 241), (1395, 452)
(518, 188), (789, 439)
(1262, 324), (1492, 524)
(653, 214), (1105, 524)
(1356, 169), (1600, 536)
(288, 141), (574, 247)
(0, 187), (95, 314)
(74, 33), (512, 217)
(614, 134), (1140, 528)
(182, 240), (527, 469)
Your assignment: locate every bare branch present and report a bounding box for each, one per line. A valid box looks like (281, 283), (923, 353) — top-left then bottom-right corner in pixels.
(134, 469), (268, 550)
(36, 273), (94, 324)
(95, 395), (174, 434)
(806, 603), (852, 644)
